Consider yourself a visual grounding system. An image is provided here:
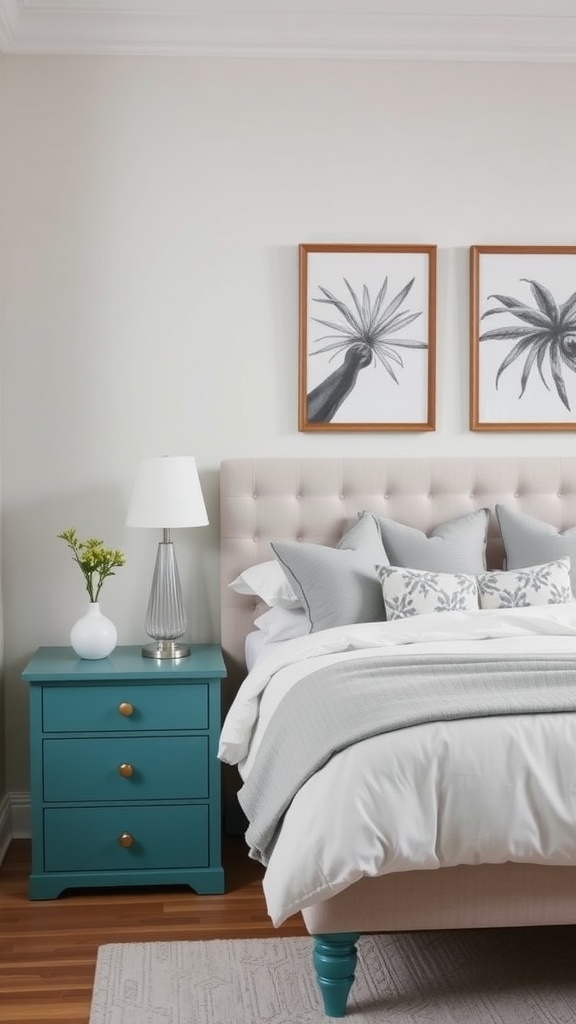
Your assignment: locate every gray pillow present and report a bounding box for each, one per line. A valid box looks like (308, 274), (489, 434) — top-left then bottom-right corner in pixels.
(271, 515), (388, 633)
(365, 508), (490, 574)
(496, 505), (576, 594)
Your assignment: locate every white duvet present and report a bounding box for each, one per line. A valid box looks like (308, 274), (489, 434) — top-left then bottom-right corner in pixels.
(218, 604), (576, 926)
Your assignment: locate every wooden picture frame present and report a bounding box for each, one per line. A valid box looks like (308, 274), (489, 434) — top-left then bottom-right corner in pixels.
(470, 245), (576, 431)
(298, 243), (436, 432)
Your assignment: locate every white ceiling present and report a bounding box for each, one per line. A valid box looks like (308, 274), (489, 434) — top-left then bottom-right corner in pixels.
(1, 0), (576, 59)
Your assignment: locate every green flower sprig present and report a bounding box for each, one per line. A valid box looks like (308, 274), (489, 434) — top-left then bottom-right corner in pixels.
(58, 527), (126, 604)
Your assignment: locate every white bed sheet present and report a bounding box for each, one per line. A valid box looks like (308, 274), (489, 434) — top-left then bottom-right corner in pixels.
(244, 629), (268, 672)
(219, 604), (576, 926)
(244, 629), (297, 672)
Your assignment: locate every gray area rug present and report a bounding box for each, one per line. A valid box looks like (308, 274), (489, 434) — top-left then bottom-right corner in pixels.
(89, 927), (576, 1023)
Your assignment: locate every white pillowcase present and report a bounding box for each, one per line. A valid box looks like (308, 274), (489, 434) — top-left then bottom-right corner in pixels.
(477, 558), (572, 610)
(228, 560), (301, 609)
(377, 565), (478, 621)
(254, 606), (310, 642)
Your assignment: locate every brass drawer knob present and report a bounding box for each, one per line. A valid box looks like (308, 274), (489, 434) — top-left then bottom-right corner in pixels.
(118, 702), (134, 717)
(118, 833), (134, 848)
(118, 763), (134, 778)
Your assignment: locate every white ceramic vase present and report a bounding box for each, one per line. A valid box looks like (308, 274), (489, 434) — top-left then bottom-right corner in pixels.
(70, 602), (117, 659)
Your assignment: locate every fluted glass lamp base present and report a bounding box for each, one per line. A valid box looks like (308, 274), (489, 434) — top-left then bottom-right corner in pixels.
(142, 639), (191, 660)
(141, 536), (190, 660)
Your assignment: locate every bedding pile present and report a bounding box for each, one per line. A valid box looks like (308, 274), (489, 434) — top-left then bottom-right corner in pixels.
(219, 604), (576, 926)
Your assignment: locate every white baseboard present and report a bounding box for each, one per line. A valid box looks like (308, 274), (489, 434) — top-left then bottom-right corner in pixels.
(0, 792), (31, 866)
(9, 792), (31, 837)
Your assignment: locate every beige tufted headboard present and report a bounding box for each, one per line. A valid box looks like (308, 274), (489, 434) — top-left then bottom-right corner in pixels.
(220, 457), (576, 689)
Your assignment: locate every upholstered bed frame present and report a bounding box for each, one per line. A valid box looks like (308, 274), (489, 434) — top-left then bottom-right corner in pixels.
(220, 457), (576, 1011)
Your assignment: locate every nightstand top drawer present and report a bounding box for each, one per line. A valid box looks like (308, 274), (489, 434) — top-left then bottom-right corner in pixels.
(42, 683), (209, 732)
(23, 644), (226, 682)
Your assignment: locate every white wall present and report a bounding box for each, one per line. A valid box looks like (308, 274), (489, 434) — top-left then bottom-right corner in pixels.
(2, 54), (576, 794)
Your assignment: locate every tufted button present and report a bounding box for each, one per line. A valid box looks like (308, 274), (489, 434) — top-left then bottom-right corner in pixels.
(295, 493), (301, 501)
(252, 492), (258, 500)
(253, 534), (259, 543)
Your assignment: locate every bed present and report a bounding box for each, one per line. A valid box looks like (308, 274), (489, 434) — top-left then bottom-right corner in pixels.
(219, 456), (576, 1017)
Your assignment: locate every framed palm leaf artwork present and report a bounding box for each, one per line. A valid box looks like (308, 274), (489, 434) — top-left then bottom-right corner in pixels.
(470, 245), (576, 431)
(298, 243), (437, 432)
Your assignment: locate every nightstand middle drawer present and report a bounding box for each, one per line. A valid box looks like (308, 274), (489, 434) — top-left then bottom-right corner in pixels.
(43, 736), (209, 801)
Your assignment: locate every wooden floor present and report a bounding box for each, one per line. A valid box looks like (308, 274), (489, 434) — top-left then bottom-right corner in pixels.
(0, 836), (307, 1024)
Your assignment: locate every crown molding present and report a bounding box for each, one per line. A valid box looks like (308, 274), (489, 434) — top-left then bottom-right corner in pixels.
(1, 2), (576, 60)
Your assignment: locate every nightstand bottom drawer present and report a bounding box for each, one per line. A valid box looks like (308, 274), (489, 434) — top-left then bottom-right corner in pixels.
(44, 805), (209, 872)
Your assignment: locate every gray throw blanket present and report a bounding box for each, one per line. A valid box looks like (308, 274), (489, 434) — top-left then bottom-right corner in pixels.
(239, 651), (576, 865)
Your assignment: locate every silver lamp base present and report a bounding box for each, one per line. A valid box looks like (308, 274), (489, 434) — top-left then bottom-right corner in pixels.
(142, 639), (191, 660)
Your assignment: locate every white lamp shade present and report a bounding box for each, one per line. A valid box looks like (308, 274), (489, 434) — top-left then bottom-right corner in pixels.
(126, 456), (209, 529)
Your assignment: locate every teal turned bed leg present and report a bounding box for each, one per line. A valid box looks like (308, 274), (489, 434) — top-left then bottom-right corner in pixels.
(313, 932), (360, 1017)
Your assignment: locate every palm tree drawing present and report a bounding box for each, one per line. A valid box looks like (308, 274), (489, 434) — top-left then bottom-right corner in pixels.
(307, 276), (425, 423)
(479, 278), (576, 412)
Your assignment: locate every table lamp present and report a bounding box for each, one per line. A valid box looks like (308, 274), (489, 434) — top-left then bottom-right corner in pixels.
(126, 455), (208, 659)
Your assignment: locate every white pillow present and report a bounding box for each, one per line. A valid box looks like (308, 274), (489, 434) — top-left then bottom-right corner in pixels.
(476, 558), (573, 610)
(254, 606), (310, 642)
(377, 564), (479, 621)
(229, 560), (301, 609)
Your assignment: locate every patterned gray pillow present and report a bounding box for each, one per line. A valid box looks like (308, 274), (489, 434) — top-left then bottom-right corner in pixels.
(271, 514), (389, 633)
(365, 508), (490, 573)
(376, 564), (479, 621)
(477, 558), (573, 610)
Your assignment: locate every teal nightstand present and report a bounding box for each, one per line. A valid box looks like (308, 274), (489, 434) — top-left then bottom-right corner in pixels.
(22, 645), (226, 900)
